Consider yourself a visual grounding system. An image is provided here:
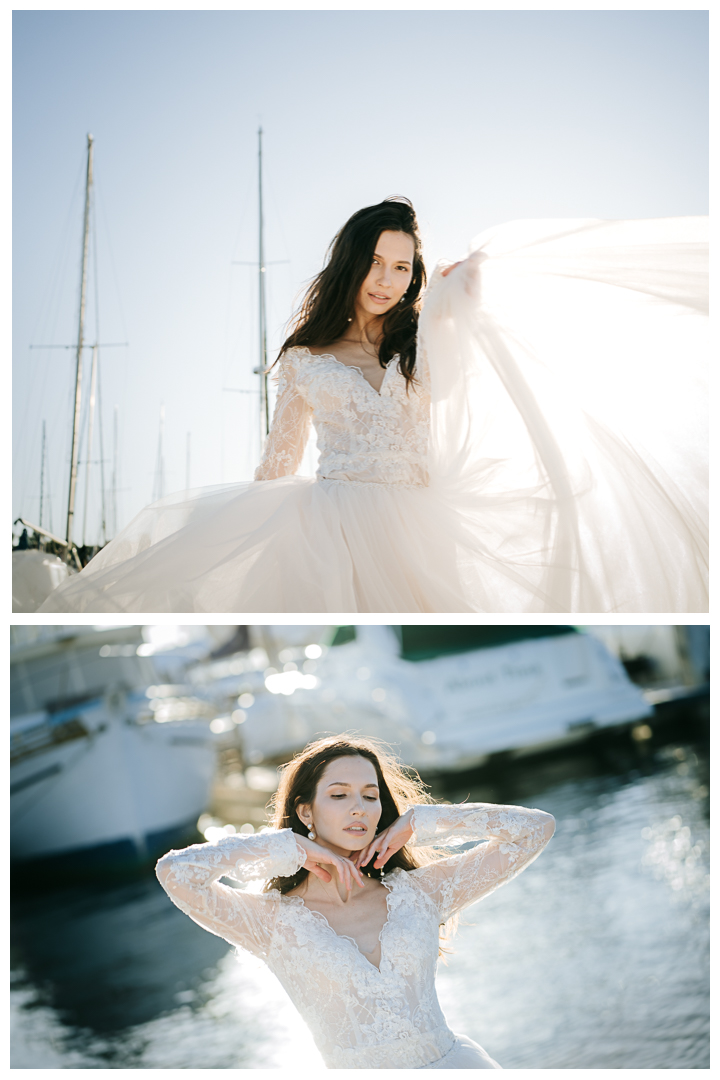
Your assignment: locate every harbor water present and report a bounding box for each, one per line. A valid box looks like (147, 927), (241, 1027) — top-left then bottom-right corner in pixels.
(11, 721), (708, 1069)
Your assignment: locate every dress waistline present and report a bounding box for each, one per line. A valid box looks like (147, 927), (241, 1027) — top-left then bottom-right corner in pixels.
(317, 475), (426, 489)
(325, 1027), (456, 1069)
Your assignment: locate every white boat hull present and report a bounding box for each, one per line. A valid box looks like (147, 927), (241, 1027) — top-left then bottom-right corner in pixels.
(12, 550), (76, 613)
(11, 694), (217, 869)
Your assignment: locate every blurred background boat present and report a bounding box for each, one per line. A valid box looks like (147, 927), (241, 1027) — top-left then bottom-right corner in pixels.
(10, 625), (224, 877)
(219, 624), (655, 776)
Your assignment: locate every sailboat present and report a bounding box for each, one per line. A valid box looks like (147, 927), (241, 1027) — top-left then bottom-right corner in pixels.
(13, 134), (123, 611)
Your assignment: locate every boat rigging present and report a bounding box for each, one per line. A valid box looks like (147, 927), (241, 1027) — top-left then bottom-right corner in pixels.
(24, 133), (128, 563)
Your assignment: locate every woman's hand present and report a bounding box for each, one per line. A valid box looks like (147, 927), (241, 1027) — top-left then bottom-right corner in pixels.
(295, 833), (366, 890)
(440, 251), (487, 295)
(353, 810), (415, 871)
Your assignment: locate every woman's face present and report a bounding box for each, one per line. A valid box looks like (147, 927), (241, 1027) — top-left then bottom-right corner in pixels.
(298, 755), (383, 855)
(355, 230), (415, 322)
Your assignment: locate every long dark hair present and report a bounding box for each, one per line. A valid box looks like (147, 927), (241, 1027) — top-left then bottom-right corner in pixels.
(278, 197), (427, 387)
(265, 734), (436, 895)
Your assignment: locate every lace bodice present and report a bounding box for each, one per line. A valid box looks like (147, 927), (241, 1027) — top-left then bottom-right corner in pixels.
(156, 803), (555, 1069)
(253, 347), (431, 486)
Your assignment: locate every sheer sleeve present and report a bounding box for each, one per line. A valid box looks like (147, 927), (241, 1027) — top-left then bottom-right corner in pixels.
(254, 351), (312, 480)
(155, 828), (306, 956)
(406, 803), (555, 922)
(414, 267), (451, 391)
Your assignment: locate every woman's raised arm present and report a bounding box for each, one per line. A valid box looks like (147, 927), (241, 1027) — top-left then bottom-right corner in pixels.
(156, 827), (368, 954)
(404, 803), (555, 922)
(155, 828), (306, 954)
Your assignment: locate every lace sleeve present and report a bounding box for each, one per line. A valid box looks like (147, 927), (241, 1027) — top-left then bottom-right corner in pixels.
(406, 803), (555, 922)
(155, 828), (306, 956)
(254, 352), (312, 480)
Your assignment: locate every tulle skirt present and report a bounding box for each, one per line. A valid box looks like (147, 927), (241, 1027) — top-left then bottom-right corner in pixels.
(37, 476), (486, 613)
(37, 460), (707, 614)
(420, 1034), (502, 1069)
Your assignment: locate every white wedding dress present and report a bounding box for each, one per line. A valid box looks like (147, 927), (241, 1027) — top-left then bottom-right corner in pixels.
(156, 802), (555, 1069)
(39, 216), (708, 613)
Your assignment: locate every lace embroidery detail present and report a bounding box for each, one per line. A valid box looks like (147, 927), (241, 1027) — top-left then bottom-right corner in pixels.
(156, 804), (554, 1068)
(254, 346), (430, 486)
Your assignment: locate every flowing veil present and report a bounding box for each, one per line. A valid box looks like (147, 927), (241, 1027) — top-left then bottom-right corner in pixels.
(420, 217), (708, 612)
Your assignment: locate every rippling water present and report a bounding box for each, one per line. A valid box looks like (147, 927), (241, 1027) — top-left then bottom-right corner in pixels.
(11, 721), (708, 1069)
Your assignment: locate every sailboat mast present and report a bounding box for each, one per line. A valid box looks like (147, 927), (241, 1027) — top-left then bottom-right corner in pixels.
(258, 126), (269, 442)
(153, 403), (165, 502)
(112, 405), (118, 537)
(39, 420), (46, 529)
(82, 343), (98, 547)
(65, 132), (93, 545)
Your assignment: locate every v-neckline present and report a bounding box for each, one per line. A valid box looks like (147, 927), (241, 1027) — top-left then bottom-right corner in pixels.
(296, 347), (391, 397)
(287, 878), (393, 972)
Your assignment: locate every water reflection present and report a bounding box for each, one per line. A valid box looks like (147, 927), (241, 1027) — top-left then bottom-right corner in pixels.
(11, 875), (321, 1068)
(11, 724), (708, 1069)
(433, 737), (709, 1069)
(12, 877), (227, 1032)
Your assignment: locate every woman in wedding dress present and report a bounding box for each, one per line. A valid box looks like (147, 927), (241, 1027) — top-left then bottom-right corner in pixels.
(156, 735), (556, 1069)
(39, 197), (708, 613)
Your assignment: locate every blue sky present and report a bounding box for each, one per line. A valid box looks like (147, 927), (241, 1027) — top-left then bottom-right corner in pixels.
(12, 10), (709, 545)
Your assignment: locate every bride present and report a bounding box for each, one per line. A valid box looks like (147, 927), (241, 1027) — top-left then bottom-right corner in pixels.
(39, 197), (708, 613)
(156, 735), (556, 1069)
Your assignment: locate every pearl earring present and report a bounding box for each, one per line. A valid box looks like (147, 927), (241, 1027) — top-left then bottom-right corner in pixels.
(307, 825), (316, 840)
(347, 316), (352, 322)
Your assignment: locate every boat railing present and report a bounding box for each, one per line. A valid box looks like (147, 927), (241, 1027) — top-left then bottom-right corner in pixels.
(11, 715), (92, 766)
(13, 517), (83, 569)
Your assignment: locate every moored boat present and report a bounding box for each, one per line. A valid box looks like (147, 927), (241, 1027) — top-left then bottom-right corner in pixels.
(231, 625), (654, 773)
(11, 625), (222, 876)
